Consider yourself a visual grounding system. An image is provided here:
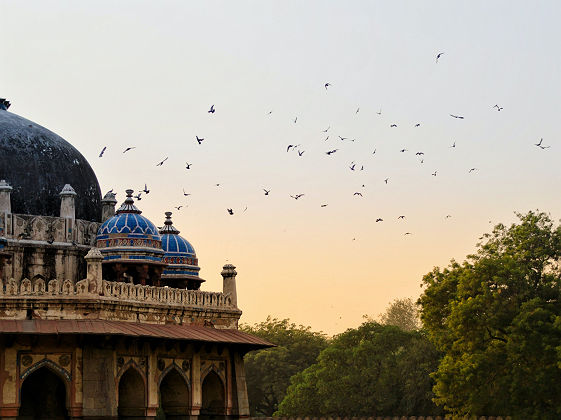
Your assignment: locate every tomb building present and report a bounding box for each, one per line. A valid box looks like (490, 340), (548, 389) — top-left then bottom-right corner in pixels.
(0, 99), (270, 420)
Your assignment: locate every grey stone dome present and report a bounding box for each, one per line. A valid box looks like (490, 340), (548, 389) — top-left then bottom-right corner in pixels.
(0, 103), (102, 221)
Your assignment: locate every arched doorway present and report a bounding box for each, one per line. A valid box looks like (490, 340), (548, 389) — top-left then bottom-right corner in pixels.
(159, 367), (190, 419)
(200, 371), (225, 420)
(18, 366), (69, 420)
(118, 367), (146, 419)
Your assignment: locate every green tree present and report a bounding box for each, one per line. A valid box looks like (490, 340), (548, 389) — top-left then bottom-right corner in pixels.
(379, 298), (421, 331)
(277, 321), (442, 417)
(419, 211), (561, 419)
(240, 317), (328, 416)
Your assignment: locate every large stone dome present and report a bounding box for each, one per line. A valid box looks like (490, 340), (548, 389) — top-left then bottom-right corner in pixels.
(0, 100), (102, 221)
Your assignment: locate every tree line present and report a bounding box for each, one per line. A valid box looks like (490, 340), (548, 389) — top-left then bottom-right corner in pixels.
(242, 211), (561, 420)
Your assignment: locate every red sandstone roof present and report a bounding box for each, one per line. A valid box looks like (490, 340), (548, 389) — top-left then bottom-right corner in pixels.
(0, 319), (273, 348)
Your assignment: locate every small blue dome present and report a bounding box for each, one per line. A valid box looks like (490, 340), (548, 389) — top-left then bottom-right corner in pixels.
(95, 190), (164, 265)
(159, 212), (202, 284)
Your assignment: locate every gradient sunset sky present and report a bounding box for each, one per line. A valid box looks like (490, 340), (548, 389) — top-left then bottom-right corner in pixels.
(3, 1), (561, 335)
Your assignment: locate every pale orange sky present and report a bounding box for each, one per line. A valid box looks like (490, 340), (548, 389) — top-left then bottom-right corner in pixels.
(2, 1), (561, 335)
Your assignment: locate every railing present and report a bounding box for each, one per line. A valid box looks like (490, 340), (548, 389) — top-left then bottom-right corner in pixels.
(0, 277), (234, 309)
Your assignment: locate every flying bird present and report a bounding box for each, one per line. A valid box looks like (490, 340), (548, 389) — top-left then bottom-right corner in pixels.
(326, 149), (338, 155)
(320, 204), (328, 207)
(99, 146), (107, 158)
(404, 232), (412, 236)
(400, 148), (407, 153)
(390, 124), (397, 128)
(227, 208), (234, 215)
(349, 163), (356, 171)
(356, 107), (360, 114)
(450, 141), (456, 148)
(185, 162), (192, 169)
(324, 83), (331, 90)
(535, 138), (550, 149)
(174, 206), (183, 211)
(298, 150), (305, 156)
(143, 184), (150, 194)
(449, 114), (464, 119)
(353, 192), (363, 197)
(196, 136), (204, 144)
(133, 192), (142, 200)
(208, 104), (215, 113)
(468, 168), (477, 173)
(375, 218), (383, 222)
(445, 215), (452, 219)
(263, 189), (270, 196)
(290, 194), (304, 200)
(322, 126), (330, 133)
(123, 147), (136, 153)
(432, 171), (437, 176)
(182, 189), (191, 196)
(324, 136), (329, 141)
(376, 108), (382, 115)
(416, 152), (424, 156)
(384, 178), (389, 184)
(398, 215), (406, 219)
(156, 157), (168, 166)
(294, 117), (298, 123)
(338, 136), (347, 141)
(493, 104), (503, 111)
(436, 52), (444, 63)
(372, 149), (377, 155)
(414, 123), (421, 127)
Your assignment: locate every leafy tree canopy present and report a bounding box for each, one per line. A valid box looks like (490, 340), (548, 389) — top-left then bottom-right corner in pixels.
(277, 321), (442, 417)
(419, 211), (561, 419)
(240, 317), (328, 416)
(378, 297), (421, 331)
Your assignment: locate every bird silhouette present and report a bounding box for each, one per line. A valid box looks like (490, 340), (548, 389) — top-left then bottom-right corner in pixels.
(182, 189), (191, 196)
(416, 152), (424, 156)
(294, 117), (298, 123)
(356, 107), (360, 114)
(263, 189), (270, 195)
(377, 108), (382, 115)
(208, 104), (215, 113)
(143, 184), (150, 194)
(324, 83), (331, 90)
(436, 52), (444, 63)
(227, 208), (234, 215)
(372, 149), (377, 155)
(375, 218), (383, 222)
(445, 215), (452, 219)
(384, 178), (389, 184)
(390, 124), (397, 128)
(400, 148), (407, 153)
(134, 192), (142, 200)
(450, 114), (464, 119)
(290, 194), (304, 200)
(320, 204), (328, 207)
(404, 232), (412, 235)
(338, 136), (347, 141)
(175, 206), (183, 211)
(322, 126), (330, 132)
(196, 136), (204, 144)
(415, 123), (421, 127)
(535, 138), (550, 149)
(99, 146), (107, 158)
(450, 141), (456, 148)
(493, 104), (503, 111)
(326, 149), (338, 155)
(185, 163), (192, 169)
(156, 157), (168, 166)
(353, 192), (363, 197)
(468, 168), (477, 173)
(398, 215), (406, 219)
(123, 147), (136, 153)
(298, 150), (305, 156)
(349, 163), (356, 171)
(324, 136), (330, 141)
(432, 171), (437, 176)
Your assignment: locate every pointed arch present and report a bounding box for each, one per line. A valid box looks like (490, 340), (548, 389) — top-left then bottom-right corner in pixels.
(158, 364), (191, 419)
(200, 370), (226, 420)
(117, 366), (147, 419)
(18, 365), (69, 420)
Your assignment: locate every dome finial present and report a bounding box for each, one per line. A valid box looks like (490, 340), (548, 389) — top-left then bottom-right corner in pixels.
(0, 99), (10, 111)
(159, 211), (180, 234)
(116, 189), (142, 214)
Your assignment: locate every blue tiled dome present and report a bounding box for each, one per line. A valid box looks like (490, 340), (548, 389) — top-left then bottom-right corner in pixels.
(159, 212), (202, 285)
(95, 190), (164, 265)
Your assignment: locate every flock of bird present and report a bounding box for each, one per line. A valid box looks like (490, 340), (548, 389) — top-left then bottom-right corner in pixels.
(97, 51), (551, 238)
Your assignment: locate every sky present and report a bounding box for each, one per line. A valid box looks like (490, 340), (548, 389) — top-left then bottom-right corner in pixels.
(2, 1), (561, 335)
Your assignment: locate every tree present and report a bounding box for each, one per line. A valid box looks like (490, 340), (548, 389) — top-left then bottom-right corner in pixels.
(379, 298), (421, 331)
(277, 321), (442, 417)
(240, 317), (328, 416)
(419, 211), (561, 419)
